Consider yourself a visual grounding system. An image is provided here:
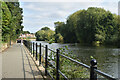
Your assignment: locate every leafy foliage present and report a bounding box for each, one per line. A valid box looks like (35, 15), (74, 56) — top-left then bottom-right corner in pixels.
(35, 27), (64, 43)
(2, 1), (23, 43)
(41, 27), (50, 31)
(22, 31), (30, 34)
(54, 7), (119, 46)
(35, 27), (55, 41)
(55, 33), (64, 43)
(47, 46), (89, 79)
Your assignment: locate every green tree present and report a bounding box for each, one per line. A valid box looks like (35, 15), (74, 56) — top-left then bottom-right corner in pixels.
(35, 30), (45, 41)
(54, 7), (119, 45)
(35, 27), (55, 41)
(76, 7), (118, 44)
(2, 2), (12, 42)
(6, 2), (23, 41)
(2, 1), (23, 43)
(22, 31), (30, 34)
(41, 27), (50, 31)
(55, 33), (64, 43)
(65, 10), (83, 43)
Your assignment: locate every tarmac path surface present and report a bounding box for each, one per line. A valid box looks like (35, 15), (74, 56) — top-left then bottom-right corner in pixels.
(2, 43), (44, 80)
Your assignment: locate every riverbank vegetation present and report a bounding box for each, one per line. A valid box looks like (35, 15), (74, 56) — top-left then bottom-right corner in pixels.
(55, 7), (120, 46)
(1, 1), (23, 44)
(35, 7), (120, 46)
(35, 27), (64, 43)
(47, 46), (89, 79)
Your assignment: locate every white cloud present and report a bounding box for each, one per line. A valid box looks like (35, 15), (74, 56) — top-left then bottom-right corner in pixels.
(20, 1), (119, 33)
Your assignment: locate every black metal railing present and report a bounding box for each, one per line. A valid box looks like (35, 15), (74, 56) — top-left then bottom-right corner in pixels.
(23, 40), (116, 80)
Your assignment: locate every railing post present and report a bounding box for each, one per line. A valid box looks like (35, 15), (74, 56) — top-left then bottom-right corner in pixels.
(33, 42), (34, 57)
(39, 43), (41, 65)
(26, 41), (27, 47)
(31, 42), (32, 54)
(27, 41), (28, 48)
(45, 45), (48, 76)
(36, 43), (38, 61)
(90, 59), (97, 80)
(56, 49), (60, 80)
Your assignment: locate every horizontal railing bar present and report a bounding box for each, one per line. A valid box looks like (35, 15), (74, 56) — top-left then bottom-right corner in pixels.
(59, 53), (116, 80)
(47, 70), (55, 80)
(25, 41), (116, 80)
(47, 61), (56, 80)
(58, 70), (68, 80)
(59, 53), (90, 69)
(48, 61), (56, 68)
(48, 48), (56, 53)
(48, 61), (68, 79)
(94, 69), (116, 80)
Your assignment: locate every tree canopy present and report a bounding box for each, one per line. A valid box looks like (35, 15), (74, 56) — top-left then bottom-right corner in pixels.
(35, 27), (64, 43)
(54, 7), (120, 45)
(2, 1), (23, 43)
(41, 27), (50, 31)
(35, 27), (55, 41)
(22, 31), (30, 34)
(35, 7), (120, 46)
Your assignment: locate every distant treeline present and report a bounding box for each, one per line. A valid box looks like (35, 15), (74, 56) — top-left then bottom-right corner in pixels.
(36, 7), (120, 46)
(1, 1), (23, 43)
(22, 31), (30, 34)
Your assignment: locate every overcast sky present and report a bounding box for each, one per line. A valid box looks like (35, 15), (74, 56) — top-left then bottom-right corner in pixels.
(20, 0), (119, 33)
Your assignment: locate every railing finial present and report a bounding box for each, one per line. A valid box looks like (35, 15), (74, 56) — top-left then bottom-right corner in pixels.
(90, 59), (97, 80)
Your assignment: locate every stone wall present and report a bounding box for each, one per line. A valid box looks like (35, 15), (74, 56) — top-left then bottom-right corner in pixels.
(0, 41), (15, 52)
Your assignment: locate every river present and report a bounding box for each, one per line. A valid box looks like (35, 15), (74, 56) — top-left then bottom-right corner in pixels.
(32, 41), (120, 78)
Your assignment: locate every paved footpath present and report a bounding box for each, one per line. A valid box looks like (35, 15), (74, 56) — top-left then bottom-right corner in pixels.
(2, 43), (44, 80)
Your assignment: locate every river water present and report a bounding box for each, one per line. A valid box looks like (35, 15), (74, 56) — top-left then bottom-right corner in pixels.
(32, 41), (120, 78)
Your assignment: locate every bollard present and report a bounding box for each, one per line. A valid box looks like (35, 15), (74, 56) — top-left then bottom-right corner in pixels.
(56, 49), (60, 80)
(33, 42), (34, 57)
(39, 43), (41, 65)
(90, 59), (97, 80)
(45, 45), (48, 76)
(36, 43), (38, 61)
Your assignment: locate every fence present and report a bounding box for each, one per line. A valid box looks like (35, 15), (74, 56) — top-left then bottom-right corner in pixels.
(23, 40), (116, 80)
